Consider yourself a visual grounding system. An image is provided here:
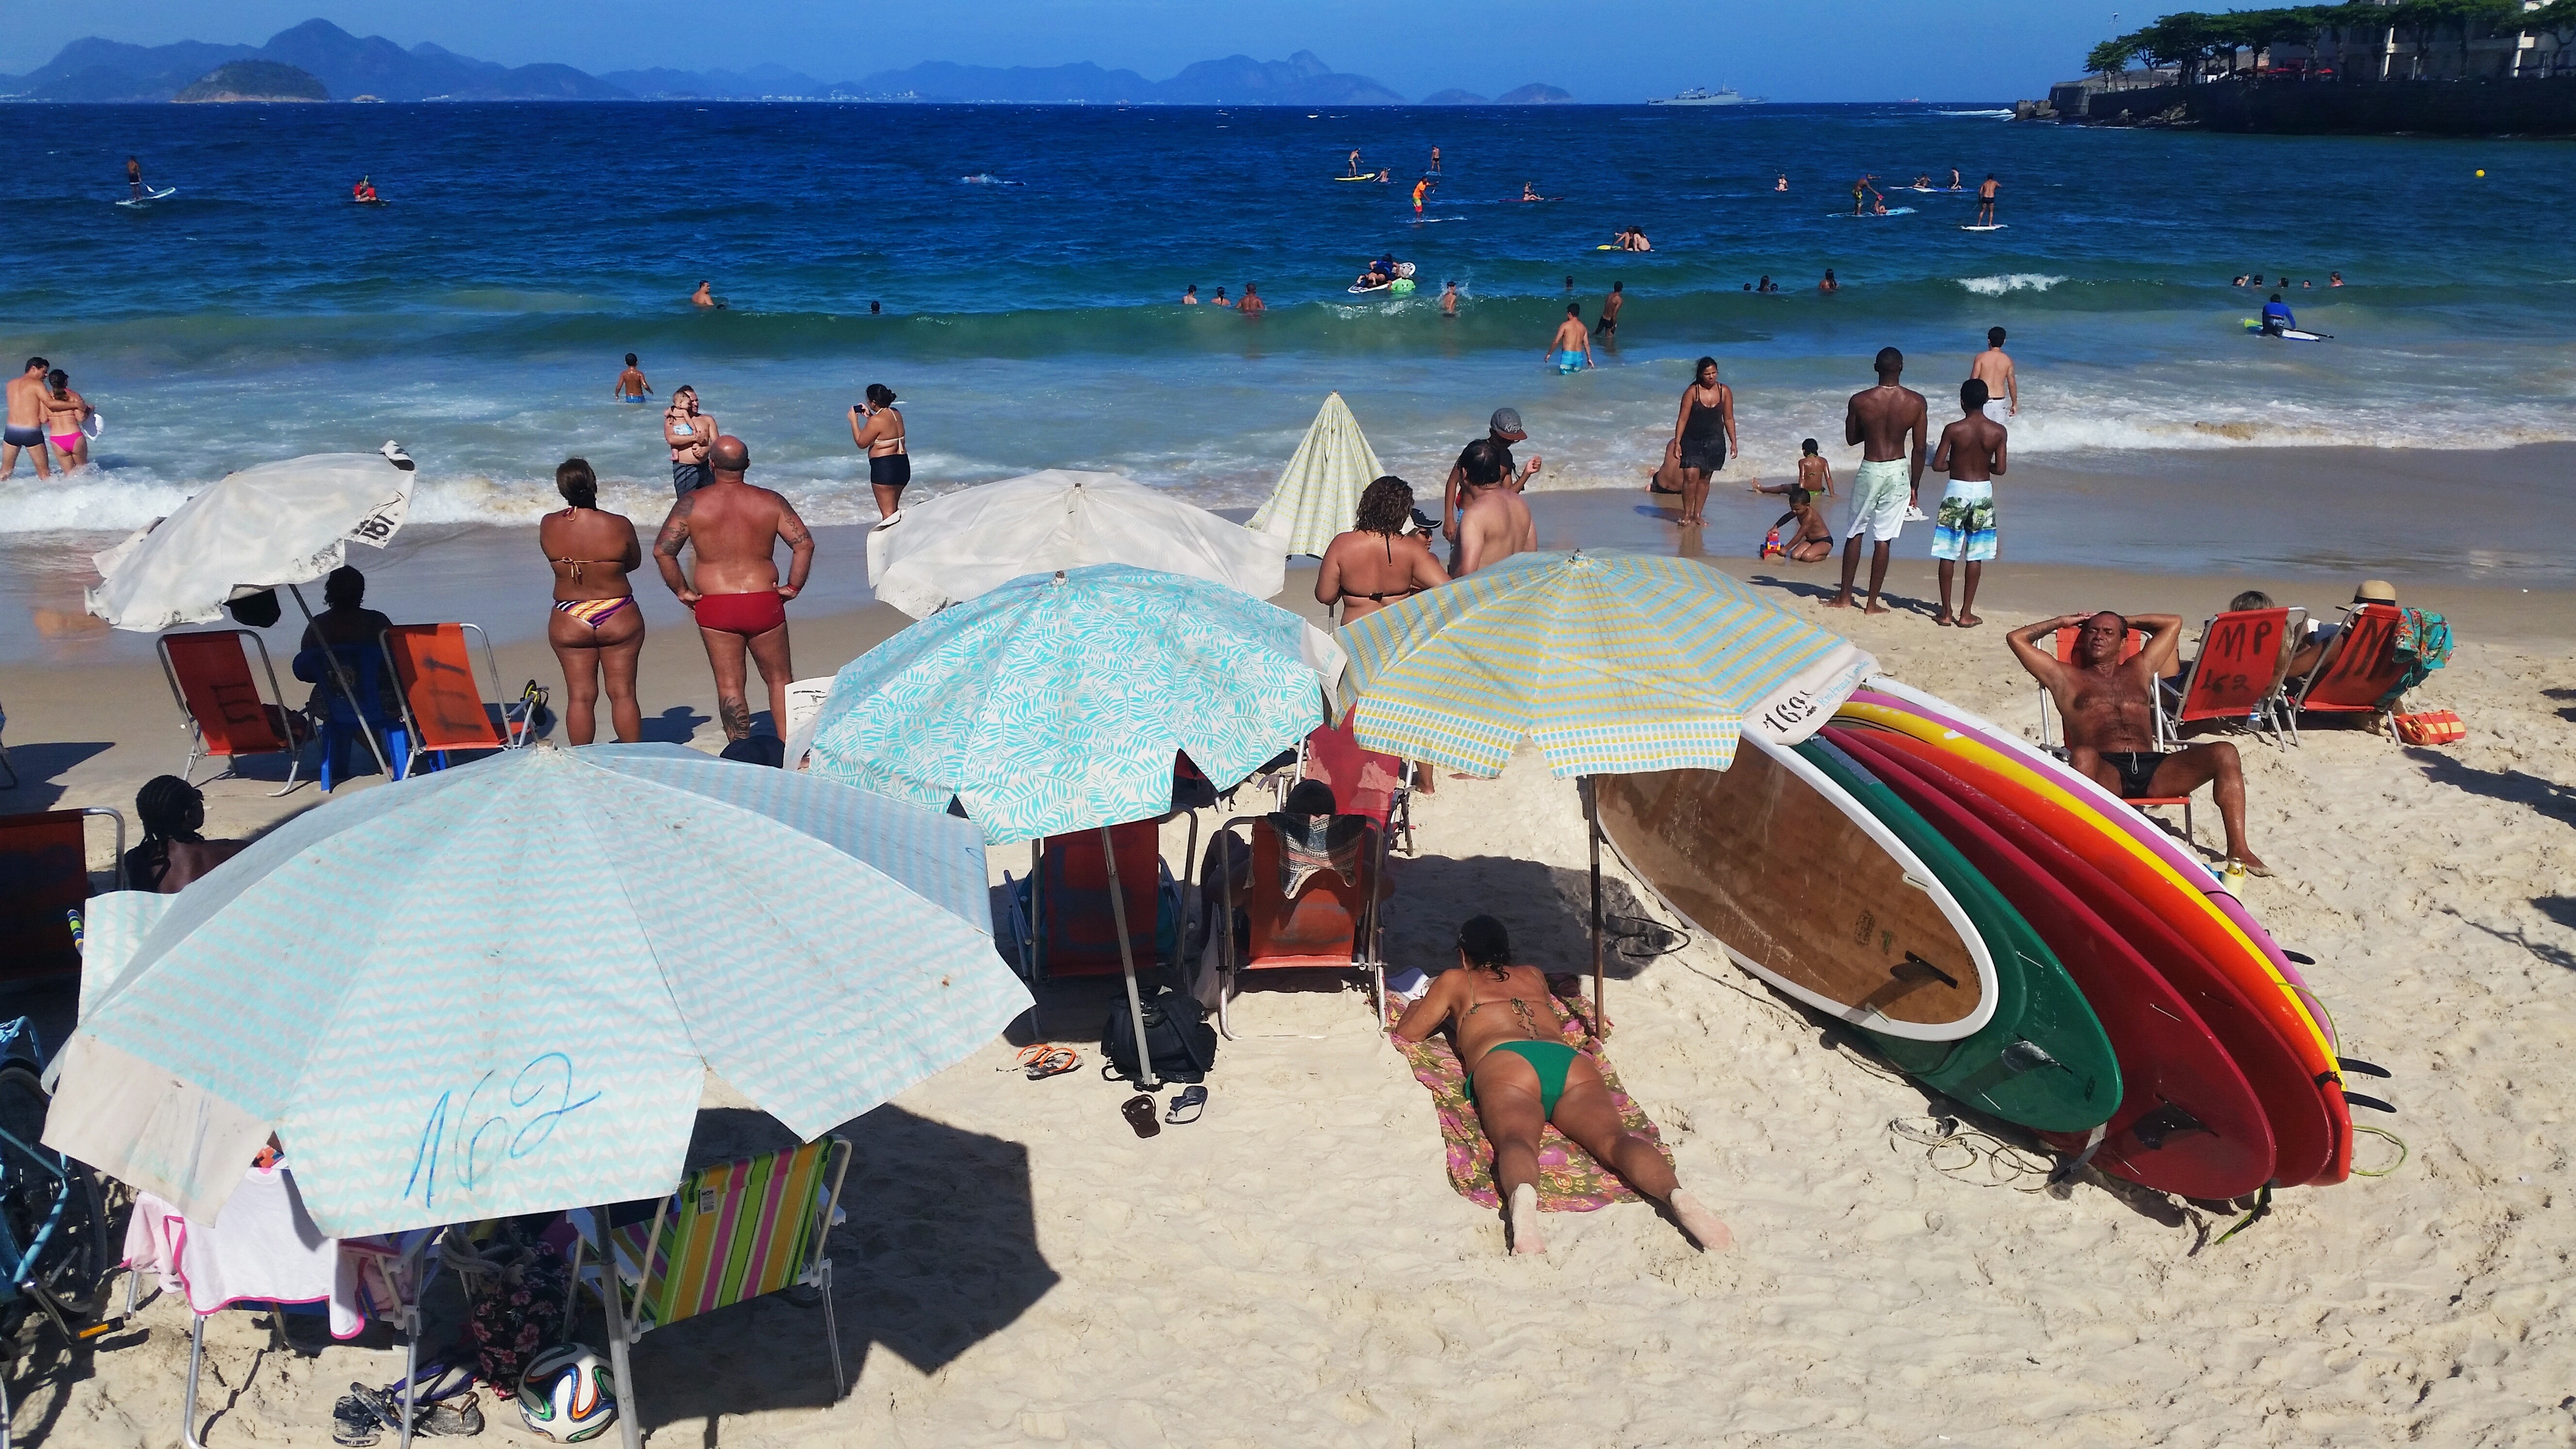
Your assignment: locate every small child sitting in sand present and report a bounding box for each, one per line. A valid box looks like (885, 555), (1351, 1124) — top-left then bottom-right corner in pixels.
(1761, 489), (1834, 563)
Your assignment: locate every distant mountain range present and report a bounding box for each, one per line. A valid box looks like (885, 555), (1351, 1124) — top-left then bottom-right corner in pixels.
(0, 20), (1570, 105)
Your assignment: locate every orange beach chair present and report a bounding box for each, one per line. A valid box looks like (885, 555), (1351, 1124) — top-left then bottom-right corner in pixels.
(2292, 602), (2408, 732)
(0, 807), (125, 983)
(159, 629), (311, 794)
(1207, 812), (1389, 1033)
(2168, 606), (2307, 746)
(379, 624), (533, 777)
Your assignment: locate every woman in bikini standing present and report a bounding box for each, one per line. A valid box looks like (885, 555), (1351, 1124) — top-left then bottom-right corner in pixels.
(849, 382), (909, 523)
(1396, 915), (1731, 1257)
(540, 458), (645, 744)
(1315, 476), (1448, 625)
(1669, 355), (1738, 528)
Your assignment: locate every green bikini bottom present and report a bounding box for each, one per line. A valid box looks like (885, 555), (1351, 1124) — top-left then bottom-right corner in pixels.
(1466, 1039), (1581, 1117)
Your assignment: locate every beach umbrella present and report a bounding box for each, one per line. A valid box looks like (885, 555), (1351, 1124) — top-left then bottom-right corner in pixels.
(85, 445), (419, 773)
(1250, 393), (1384, 557)
(804, 562), (1342, 1082)
(1336, 549), (1877, 1016)
(865, 469), (1287, 618)
(44, 742), (1028, 1239)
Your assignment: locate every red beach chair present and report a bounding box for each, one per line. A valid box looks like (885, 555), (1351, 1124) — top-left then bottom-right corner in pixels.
(1208, 812), (1389, 1033)
(1297, 717), (1413, 852)
(1027, 820), (1168, 981)
(158, 629), (311, 795)
(0, 807), (126, 983)
(2169, 607), (2306, 746)
(380, 623), (532, 776)
(2292, 603), (2407, 732)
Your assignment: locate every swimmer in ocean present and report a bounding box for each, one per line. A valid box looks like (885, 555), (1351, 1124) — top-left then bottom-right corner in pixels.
(1775, 174), (1788, 192)
(614, 352), (652, 401)
(690, 280), (716, 308)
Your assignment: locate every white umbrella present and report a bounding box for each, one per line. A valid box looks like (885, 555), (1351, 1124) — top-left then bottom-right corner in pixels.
(85, 446), (415, 632)
(1250, 393), (1384, 557)
(85, 445), (418, 774)
(864, 470), (1285, 619)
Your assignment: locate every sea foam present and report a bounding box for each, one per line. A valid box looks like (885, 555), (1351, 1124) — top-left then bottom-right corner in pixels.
(1958, 274), (2067, 296)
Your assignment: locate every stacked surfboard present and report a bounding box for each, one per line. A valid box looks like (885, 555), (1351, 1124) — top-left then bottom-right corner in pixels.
(1596, 676), (2370, 1199)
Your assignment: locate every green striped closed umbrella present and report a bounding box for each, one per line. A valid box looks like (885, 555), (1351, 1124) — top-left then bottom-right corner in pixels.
(1338, 549), (1877, 777)
(1250, 393), (1383, 557)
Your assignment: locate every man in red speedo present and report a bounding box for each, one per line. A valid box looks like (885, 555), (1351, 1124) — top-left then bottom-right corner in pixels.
(652, 434), (814, 744)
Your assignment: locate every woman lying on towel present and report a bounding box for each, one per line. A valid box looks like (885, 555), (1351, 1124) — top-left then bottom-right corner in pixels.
(1395, 915), (1731, 1256)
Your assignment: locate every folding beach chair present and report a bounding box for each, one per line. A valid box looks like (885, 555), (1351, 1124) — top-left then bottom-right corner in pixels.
(123, 1169), (437, 1449)
(295, 644), (411, 791)
(1206, 812), (1389, 1035)
(1298, 717), (1415, 855)
(2292, 602), (2408, 734)
(158, 630), (311, 795)
(379, 623), (532, 778)
(574, 1137), (853, 1449)
(0, 700), (17, 790)
(0, 808), (123, 985)
(2168, 607), (2308, 746)
(1020, 820), (1173, 982)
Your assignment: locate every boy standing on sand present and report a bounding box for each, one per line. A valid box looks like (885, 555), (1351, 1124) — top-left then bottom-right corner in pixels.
(1970, 327), (2016, 417)
(1928, 379), (2006, 627)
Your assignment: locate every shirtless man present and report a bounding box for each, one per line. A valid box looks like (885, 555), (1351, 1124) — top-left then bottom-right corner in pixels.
(689, 280), (716, 308)
(1454, 440), (1534, 575)
(2010, 611), (2268, 875)
(1826, 347), (1926, 615)
(1441, 280), (1459, 317)
(652, 435), (814, 742)
(613, 352), (652, 402)
(1969, 327), (2017, 417)
(2, 358), (54, 481)
(126, 156), (143, 201)
(1928, 379), (2006, 627)
(1239, 283), (1265, 316)
(1347, 148), (1363, 178)
(1976, 173), (2000, 226)
(1316, 476), (1448, 623)
(1597, 281), (1623, 339)
(1442, 408), (1539, 553)
(1546, 304), (1593, 374)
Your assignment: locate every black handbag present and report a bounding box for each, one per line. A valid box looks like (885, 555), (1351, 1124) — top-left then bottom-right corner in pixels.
(1101, 989), (1216, 1085)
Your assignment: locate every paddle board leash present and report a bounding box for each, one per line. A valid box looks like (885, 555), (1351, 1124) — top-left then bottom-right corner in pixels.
(2046, 1123), (2110, 1191)
(2350, 1125), (2409, 1177)
(2215, 1183), (2273, 1244)
(1887, 1116), (2055, 1189)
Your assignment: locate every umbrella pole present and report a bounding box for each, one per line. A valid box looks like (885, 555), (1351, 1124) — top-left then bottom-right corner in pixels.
(1583, 777), (1605, 1033)
(289, 584), (394, 778)
(1102, 825), (1159, 1091)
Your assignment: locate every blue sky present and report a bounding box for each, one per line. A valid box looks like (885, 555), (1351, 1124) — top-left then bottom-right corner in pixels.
(14, 1), (2132, 101)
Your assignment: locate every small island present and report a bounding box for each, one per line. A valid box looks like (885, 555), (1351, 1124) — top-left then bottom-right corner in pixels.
(174, 60), (330, 103)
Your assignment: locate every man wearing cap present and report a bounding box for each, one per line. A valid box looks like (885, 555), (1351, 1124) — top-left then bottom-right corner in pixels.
(1443, 408), (1542, 565)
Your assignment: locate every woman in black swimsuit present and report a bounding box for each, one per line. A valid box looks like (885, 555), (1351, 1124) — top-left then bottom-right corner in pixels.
(1669, 356), (1738, 528)
(1315, 476), (1450, 625)
(850, 382), (909, 523)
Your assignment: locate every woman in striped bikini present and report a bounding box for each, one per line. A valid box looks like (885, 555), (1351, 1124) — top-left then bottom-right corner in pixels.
(541, 458), (646, 743)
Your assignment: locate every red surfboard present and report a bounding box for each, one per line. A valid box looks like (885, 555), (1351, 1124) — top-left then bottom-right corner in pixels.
(1831, 724), (2339, 1191)
(1829, 728), (2276, 1198)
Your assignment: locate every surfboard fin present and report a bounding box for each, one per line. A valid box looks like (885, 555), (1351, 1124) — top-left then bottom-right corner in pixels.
(2338, 1056), (2392, 1079)
(2344, 1092), (2397, 1114)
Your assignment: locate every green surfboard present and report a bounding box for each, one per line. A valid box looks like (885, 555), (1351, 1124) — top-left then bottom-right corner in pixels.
(1797, 735), (2120, 1134)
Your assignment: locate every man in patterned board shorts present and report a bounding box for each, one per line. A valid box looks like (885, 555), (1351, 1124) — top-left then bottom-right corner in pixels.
(1827, 347), (1928, 616)
(1928, 377), (2007, 627)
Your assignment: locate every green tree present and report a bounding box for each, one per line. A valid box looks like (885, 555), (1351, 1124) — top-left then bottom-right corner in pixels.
(2088, 36), (2144, 81)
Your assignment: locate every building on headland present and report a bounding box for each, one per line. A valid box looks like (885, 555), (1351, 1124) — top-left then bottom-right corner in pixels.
(2039, 0), (2576, 135)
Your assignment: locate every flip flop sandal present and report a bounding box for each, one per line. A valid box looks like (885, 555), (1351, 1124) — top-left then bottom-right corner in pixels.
(1164, 1086), (1207, 1125)
(1120, 1093), (1162, 1138)
(332, 1389), (383, 1447)
(1013, 1044), (1081, 1081)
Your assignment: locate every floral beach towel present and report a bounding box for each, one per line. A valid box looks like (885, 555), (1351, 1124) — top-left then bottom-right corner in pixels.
(1390, 986), (1675, 1212)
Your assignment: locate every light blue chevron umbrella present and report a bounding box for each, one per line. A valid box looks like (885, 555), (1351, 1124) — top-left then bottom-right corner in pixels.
(1338, 549), (1876, 777)
(44, 743), (1029, 1238)
(804, 562), (1343, 846)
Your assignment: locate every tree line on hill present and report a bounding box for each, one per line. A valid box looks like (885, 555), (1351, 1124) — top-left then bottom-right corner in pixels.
(2088, 0), (2576, 83)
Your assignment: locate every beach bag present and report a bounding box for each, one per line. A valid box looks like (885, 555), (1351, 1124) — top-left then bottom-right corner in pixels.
(1101, 988), (1216, 1085)
(2377, 607), (2454, 709)
(2392, 709), (2465, 747)
(718, 734), (785, 768)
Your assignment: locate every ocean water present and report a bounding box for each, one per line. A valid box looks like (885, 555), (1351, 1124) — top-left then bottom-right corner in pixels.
(6, 101), (2574, 559)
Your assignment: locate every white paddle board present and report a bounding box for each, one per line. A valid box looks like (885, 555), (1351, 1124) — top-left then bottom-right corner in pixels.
(1960, 223), (2007, 231)
(117, 186), (177, 208)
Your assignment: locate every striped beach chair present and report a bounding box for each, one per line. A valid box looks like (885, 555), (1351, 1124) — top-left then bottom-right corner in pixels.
(578, 1137), (853, 1438)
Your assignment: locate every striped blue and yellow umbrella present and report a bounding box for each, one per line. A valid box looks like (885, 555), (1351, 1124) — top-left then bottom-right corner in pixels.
(45, 743), (1027, 1238)
(805, 562), (1343, 845)
(1339, 550), (1877, 777)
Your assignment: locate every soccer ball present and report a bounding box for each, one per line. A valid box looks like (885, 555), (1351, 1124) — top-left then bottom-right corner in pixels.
(516, 1343), (617, 1443)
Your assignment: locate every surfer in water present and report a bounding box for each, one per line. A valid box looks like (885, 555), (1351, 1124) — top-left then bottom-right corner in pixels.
(2259, 293), (2297, 335)
(352, 175), (378, 202)
(1976, 173), (2000, 225)
(1775, 173), (1788, 192)
(1949, 167), (1964, 190)
(1396, 916), (1732, 1257)
(1413, 174), (1434, 215)
(2009, 611), (2270, 875)
(1347, 149), (1363, 178)
(127, 156), (144, 201)
(1429, 145), (1442, 174)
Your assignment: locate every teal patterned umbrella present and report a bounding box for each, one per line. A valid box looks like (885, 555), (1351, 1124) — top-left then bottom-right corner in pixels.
(805, 563), (1344, 845)
(1338, 550), (1876, 777)
(44, 743), (1026, 1238)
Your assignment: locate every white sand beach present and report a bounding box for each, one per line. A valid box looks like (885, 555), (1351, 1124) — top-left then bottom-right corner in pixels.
(7, 518), (2574, 1447)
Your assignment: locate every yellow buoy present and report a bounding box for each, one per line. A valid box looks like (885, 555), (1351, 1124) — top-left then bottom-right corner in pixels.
(2477, 168), (2487, 177)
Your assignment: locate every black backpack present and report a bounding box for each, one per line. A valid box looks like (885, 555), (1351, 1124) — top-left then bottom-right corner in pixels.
(1101, 989), (1216, 1085)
